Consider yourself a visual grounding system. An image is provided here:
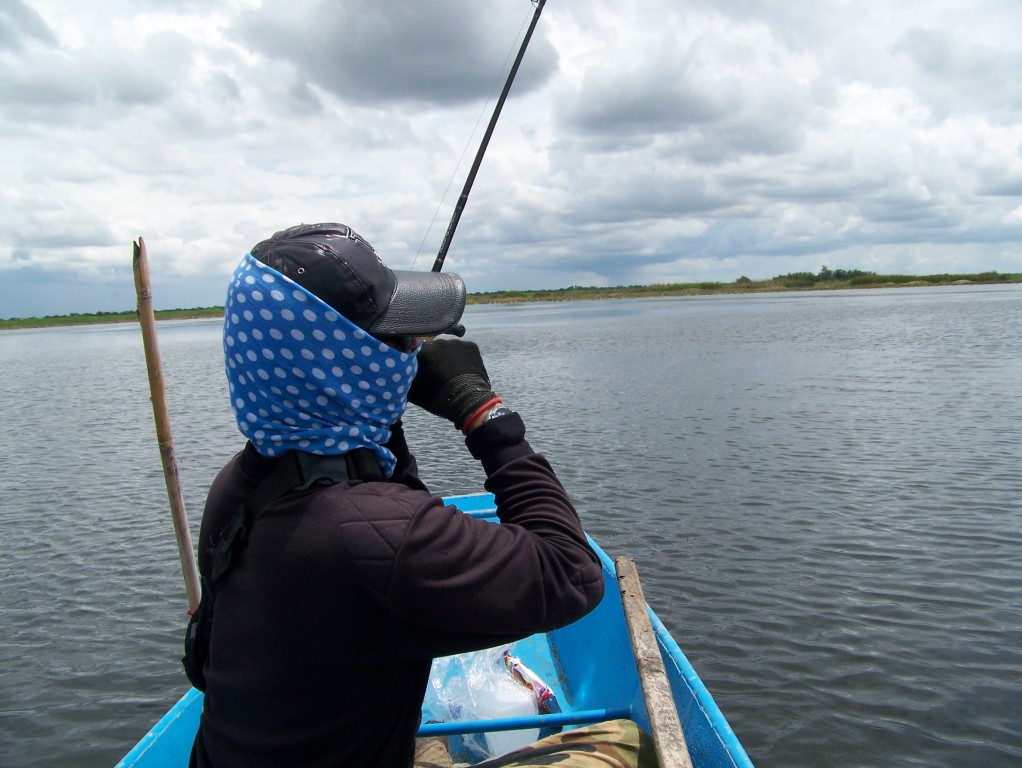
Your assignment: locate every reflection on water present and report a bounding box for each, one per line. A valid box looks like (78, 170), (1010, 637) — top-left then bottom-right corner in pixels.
(2, 287), (1021, 767)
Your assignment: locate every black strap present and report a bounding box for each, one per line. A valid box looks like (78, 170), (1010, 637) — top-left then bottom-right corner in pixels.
(207, 448), (380, 588)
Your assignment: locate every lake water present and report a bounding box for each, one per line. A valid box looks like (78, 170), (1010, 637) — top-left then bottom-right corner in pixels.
(1, 285), (1020, 768)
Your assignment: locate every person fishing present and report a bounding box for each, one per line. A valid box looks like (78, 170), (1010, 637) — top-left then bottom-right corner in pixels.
(187, 223), (655, 767)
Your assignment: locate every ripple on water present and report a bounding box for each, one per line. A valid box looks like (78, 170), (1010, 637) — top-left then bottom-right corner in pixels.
(4, 294), (1022, 768)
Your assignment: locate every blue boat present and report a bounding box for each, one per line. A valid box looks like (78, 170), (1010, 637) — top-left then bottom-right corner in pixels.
(115, 493), (754, 768)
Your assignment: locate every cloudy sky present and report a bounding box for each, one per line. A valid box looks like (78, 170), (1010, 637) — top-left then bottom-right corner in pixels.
(3, 0), (1021, 318)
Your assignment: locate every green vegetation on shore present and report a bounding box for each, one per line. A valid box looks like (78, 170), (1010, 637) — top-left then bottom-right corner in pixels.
(0, 307), (223, 330)
(3, 268), (1020, 330)
(467, 268), (1022, 303)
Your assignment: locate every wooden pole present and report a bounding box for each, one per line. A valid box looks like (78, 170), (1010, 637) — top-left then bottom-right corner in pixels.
(132, 237), (201, 612)
(615, 556), (694, 768)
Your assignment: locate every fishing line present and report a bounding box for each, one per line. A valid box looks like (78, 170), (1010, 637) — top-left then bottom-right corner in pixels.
(410, 24), (527, 269)
(410, 0), (547, 272)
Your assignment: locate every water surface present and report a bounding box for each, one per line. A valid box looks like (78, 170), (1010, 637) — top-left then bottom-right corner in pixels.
(1, 285), (1020, 767)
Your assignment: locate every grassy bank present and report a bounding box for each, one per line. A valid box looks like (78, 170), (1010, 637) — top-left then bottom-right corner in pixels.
(0, 307), (223, 330)
(3, 270), (1020, 330)
(465, 270), (1022, 303)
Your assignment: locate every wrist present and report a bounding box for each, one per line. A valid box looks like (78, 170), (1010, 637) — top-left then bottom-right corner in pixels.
(465, 410), (532, 474)
(462, 398), (507, 435)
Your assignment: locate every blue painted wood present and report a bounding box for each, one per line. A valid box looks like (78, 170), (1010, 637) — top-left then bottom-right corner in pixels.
(114, 493), (755, 768)
(114, 688), (202, 768)
(417, 708), (632, 737)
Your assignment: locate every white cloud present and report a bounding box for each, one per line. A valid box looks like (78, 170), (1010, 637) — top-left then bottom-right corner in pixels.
(1, 0), (1021, 318)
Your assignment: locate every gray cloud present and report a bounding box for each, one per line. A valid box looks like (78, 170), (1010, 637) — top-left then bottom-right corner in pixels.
(892, 27), (1022, 119)
(0, 31), (182, 122)
(0, 1), (57, 51)
(1, 0), (1021, 318)
(233, 0), (558, 107)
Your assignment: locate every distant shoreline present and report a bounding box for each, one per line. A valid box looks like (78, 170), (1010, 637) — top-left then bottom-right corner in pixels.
(2, 273), (1020, 330)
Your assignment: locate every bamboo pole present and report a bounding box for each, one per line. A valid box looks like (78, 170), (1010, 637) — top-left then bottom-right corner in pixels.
(132, 237), (201, 612)
(615, 556), (694, 768)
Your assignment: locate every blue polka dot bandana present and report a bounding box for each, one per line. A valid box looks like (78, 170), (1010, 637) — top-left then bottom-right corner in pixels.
(223, 253), (419, 476)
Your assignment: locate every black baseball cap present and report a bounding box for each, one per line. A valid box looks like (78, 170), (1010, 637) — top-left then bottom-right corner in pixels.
(250, 223), (466, 337)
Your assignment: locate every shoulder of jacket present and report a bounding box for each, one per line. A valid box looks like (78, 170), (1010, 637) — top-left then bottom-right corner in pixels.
(311, 482), (439, 537)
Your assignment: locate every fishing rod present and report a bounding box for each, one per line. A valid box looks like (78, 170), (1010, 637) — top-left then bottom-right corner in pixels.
(432, 0), (547, 273)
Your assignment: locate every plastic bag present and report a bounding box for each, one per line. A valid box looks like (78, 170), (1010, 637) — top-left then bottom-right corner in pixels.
(423, 644), (539, 760)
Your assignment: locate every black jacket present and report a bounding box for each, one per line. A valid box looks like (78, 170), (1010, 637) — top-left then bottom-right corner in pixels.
(189, 413), (604, 767)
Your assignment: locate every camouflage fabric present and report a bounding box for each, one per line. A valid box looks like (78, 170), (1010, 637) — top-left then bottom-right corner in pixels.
(413, 734), (454, 768)
(414, 719), (658, 768)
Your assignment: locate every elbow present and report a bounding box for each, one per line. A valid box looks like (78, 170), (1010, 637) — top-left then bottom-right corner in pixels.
(547, 560), (605, 630)
(582, 563), (606, 614)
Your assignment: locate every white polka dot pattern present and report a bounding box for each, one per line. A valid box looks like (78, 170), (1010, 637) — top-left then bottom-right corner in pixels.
(222, 253), (418, 476)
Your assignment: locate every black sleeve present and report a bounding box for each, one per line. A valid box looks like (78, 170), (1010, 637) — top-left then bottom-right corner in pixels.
(464, 410), (535, 477)
(384, 412), (605, 656)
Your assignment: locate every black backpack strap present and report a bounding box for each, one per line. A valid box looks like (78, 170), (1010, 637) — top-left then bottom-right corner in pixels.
(208, 447), (381, 587)
(207, 452), (303, 586)
(343, 447), (385, 484)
